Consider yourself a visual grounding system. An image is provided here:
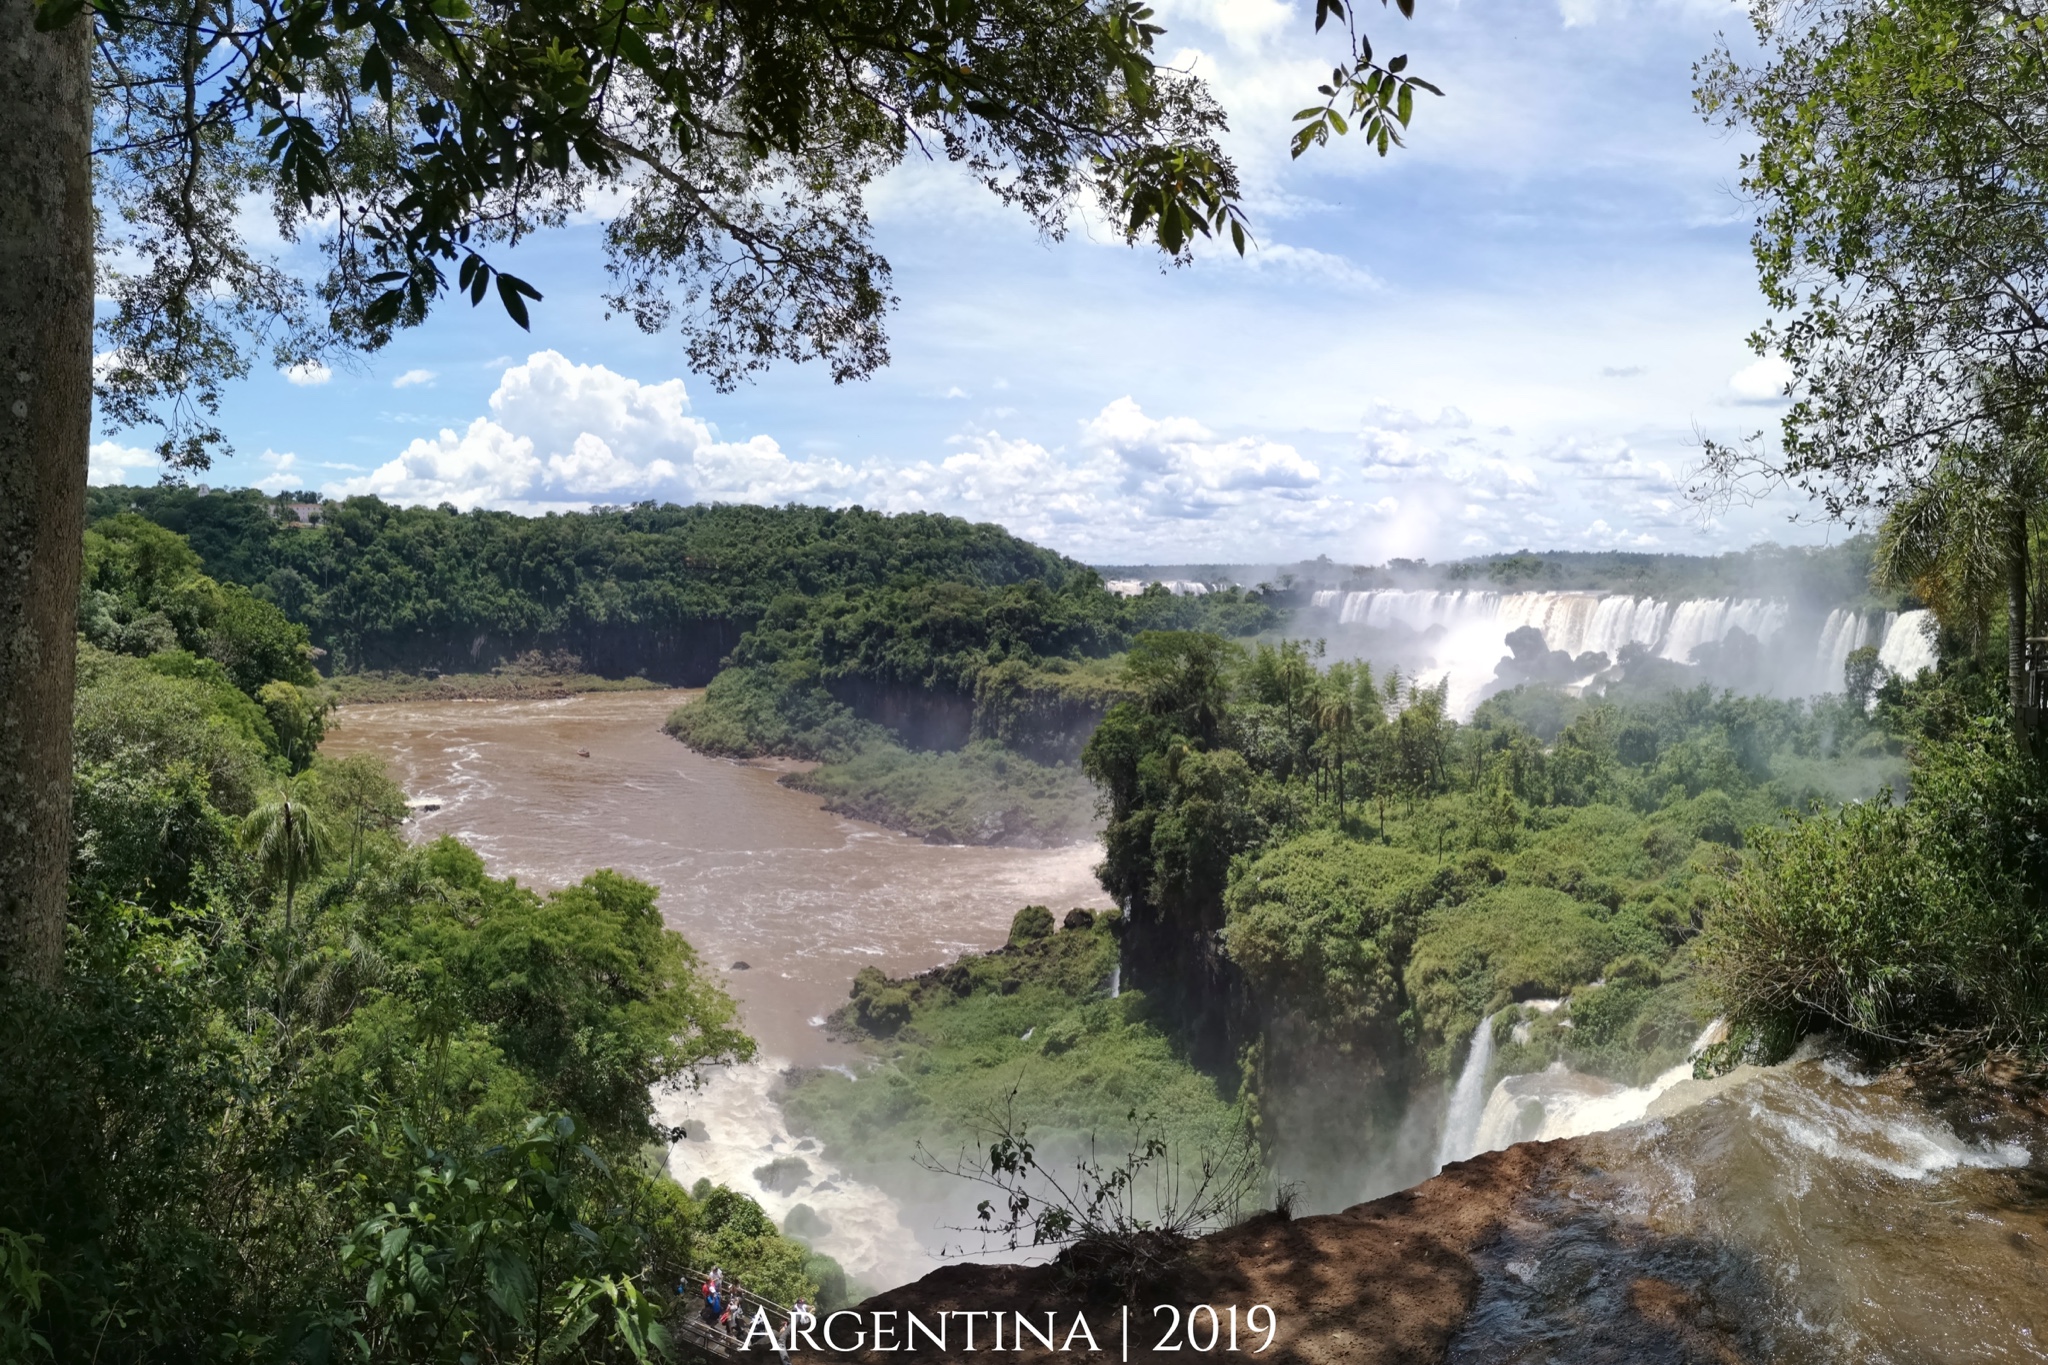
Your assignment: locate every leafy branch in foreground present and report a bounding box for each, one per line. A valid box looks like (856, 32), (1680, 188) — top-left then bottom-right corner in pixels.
(916, 1094), (1260, 1296)
(1291, 0), (1442, 159)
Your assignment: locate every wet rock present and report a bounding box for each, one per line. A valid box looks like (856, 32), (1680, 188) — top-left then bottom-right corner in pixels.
(730, 960), (751, 970)
(753, 1155), (811, 1195)
(785, 1203), (832, 1240)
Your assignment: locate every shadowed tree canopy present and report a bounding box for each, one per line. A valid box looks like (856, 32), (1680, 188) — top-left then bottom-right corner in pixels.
(1696, 0), (2048, 515)
(79, 0), (1439, 466)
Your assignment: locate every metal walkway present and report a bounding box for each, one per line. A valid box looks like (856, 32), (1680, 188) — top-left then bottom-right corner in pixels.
(672, 1270), (797, 1361)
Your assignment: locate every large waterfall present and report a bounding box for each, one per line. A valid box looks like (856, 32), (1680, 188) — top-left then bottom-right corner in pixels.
(1305, 588), (1935, 717)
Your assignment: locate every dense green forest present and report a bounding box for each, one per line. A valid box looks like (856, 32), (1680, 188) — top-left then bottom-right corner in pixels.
(86, 485), (1090, 681)
(88, 486), (1281, 845)
(3, 511), (845, 1360)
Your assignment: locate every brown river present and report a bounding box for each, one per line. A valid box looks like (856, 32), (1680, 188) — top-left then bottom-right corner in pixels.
(324, 690), (1109, 1286)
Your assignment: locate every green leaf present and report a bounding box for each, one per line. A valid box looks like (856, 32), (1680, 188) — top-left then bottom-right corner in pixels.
(496, 274), (536, 329)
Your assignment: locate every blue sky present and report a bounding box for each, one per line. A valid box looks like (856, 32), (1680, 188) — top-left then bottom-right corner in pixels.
(92, 0), (1823, 565)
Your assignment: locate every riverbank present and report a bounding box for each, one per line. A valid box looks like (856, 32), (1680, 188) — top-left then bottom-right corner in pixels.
(323, 666), (665, 704)
(666, 678), (1099, 848)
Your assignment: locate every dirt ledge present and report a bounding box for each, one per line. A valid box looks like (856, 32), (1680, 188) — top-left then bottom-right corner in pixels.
(824, 1141), (1573, 1364)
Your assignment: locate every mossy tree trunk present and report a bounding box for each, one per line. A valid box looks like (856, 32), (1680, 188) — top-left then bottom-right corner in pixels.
(0, 0), (94, 987)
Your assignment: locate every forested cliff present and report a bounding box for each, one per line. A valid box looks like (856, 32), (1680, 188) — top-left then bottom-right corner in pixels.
(87, 486), (1086, 681)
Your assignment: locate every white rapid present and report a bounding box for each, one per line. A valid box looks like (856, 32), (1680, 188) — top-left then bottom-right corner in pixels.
(1467, 1020), (1728, 1154)
(1434, 1013), (1499, 1170)
(1446, 1052), (2042, 1363)
(656, 1061), (934, 1290)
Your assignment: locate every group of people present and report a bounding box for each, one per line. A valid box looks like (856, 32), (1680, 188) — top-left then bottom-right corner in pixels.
(695, 1267), (741, 1333)
(685, 1267), (817, 1343)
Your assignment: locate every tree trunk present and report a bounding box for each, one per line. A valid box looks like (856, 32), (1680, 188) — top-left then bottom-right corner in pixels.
(0, 0), (94, 988)
(2012, 502), (2032, 730)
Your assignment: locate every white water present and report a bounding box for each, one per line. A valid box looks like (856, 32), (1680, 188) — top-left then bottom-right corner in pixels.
(1434, 1013), (1498, 1170)
(656, 1061), (934, 1289)
(1467, 1020), (1728, 1155)
(1449, 1055), (2043, 1362)
(1877, 608), (1939, 680)
(1105, 578), (1210, 597)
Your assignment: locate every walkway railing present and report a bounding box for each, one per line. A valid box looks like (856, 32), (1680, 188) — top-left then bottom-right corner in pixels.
(670, 1269), (799, 1361)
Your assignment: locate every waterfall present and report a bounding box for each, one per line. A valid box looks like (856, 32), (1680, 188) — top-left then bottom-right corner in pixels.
(1108, 964), (1120, 999)
(1879, 609), (1938, 680)
(1470, 1018), (1730, 1155)
(1301, 588), (1945, 716)
(1815, 608), (1880, 691)
(1434, 1013), (1497, 1171)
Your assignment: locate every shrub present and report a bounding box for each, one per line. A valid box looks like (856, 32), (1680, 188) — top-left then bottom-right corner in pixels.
(1405, 886), (1618, 1069)
(1222, 832), (1433, 1048)
(1009, 905), (1056, 945)
(1699, 721), (2048, 1055)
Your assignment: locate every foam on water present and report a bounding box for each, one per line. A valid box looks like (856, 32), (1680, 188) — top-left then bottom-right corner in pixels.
(1448, 1056), (2048, 1361)
(1745, 1073), (2029, 1180)
(655, 1061), (935, 1289)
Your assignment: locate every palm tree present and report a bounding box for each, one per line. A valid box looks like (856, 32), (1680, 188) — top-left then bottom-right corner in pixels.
(1317, 690), (1360, 821)
(1874, 433), (2047, 725)
(241, 780), (328, 934)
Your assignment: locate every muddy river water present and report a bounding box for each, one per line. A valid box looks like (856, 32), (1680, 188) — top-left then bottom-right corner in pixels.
(324, 690), (1109, 1286)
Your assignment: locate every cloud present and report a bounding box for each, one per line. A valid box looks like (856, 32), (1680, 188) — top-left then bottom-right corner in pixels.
(392, 369), (437, 389)
(1240, 243), (1382, 290)
(1729, 356), (1794, 402)
(88, 440), (160, 486)
(284, 361), (332, 387)
(334, 351), (860, 511)
(1601, 365), (1647, 378)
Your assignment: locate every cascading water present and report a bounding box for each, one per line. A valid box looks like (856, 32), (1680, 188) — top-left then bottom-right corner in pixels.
(1434, 1013), (1498, 1171)
(1306, 589), (1936, 716)
(1878, 608), (1938, 679)
(1468, 1019), (1726, 1155)
(1445, 1052), (2042, 1362)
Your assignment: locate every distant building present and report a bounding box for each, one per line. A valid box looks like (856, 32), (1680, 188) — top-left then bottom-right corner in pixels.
(278, 501), (323, 526)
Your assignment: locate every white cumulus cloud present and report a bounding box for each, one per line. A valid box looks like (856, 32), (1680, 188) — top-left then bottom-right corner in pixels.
(284, 361), (333, 387)
(333, 350), (859, 511)
(88, 441), (161, 486)
(392, 369), (437, 389)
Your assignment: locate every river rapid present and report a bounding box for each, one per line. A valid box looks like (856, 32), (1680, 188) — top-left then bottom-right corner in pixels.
(323, 691), (1110, 1288)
